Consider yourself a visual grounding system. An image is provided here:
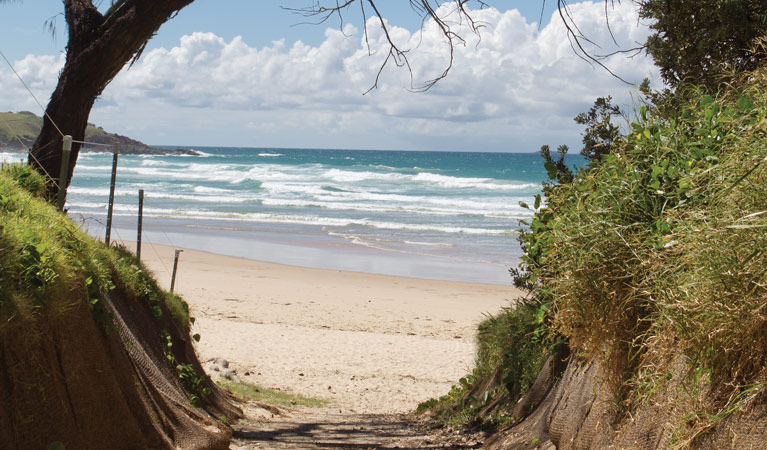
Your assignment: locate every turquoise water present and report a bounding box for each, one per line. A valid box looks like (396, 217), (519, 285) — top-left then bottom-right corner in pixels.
(2, 147), (573, 284)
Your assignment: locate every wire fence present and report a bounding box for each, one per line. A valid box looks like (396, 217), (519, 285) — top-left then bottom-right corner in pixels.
(1, 45), (181, 283)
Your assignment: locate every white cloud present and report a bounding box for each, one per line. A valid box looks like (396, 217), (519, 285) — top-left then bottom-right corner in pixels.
(0, 1), (659, 151)
(0, 53), (64, 112)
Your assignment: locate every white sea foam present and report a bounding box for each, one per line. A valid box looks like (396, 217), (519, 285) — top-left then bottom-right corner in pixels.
(413, 172), (538, 191)
(0, 151), (26, 163)
(258, 197), (531, 218)
(68, 204), (513, 236)
(192, 186), (236, 194)
(64, 149), (543, 261)
(73, 165), (116, 172)
(140, 159), (179, 167)
(402, 240), (455, 247)
(68, 187), (135, 197)
(143, 192), (255, 203)
(323, 168), (407, 183)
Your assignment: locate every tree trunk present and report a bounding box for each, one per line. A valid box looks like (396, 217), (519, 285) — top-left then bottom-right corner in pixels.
(29, 0), (194, 197)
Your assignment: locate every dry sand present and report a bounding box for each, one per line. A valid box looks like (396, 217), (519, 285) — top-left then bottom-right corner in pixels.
(137, 242), (520, 414)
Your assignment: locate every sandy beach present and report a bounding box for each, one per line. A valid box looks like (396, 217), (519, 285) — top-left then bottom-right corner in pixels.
(135, 242), (520, 414)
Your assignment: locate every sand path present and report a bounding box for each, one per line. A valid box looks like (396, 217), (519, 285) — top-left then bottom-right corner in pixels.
(138, 243), (519, 447)
(230, 407), (484, 449)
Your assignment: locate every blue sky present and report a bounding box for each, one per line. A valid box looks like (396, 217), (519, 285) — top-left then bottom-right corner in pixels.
(0, 1), (561, 59)
(0, 1), (659, 152)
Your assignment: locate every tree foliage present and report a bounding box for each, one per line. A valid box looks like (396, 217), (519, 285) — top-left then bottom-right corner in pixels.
(573, 96), (625, 162)
(639, 0), (767, 88)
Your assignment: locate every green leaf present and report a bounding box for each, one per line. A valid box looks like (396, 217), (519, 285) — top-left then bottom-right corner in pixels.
(193, 333), (201, 342)
(533, 194), (541, 210)
(655, 219), (671, 235)
(519, 201), (530, 209)
(543, 162), (557, 180)
(737, 97), (754, 112)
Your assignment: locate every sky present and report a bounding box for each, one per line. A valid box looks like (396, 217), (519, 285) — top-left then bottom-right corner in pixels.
(0, 1), (660, 152)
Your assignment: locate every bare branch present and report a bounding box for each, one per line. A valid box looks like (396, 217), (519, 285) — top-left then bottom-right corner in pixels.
(290, 0), (482, 93)
(288, 0), (646, 91)
(557, 0), (634, 85)
(604, 0), (618, 46)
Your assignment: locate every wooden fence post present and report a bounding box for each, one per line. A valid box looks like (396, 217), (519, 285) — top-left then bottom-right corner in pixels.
(137, 189), (144, 261)
(105, 144), (119, 246)
(57, 135), (72, 211)
(170, 249), (183, 294)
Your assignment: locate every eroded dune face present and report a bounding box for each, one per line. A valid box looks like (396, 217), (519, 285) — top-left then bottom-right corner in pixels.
(0, 169), (240, 450)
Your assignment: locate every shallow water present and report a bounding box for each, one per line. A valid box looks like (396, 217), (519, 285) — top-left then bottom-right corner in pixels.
(3, 147), (577, 284)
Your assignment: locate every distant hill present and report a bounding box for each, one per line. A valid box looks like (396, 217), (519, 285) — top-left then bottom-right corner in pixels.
(0, 111), (198, 155)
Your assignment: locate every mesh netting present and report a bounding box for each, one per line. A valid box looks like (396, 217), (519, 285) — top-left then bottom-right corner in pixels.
(0, 286), (241, 450)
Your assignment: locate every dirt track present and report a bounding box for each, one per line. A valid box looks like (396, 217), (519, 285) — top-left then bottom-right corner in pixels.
(230, 406), (485, 450)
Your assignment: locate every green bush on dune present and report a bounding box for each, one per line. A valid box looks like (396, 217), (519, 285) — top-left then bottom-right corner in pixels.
(0, 164), (189, 330)
(417, 301), (555, 429)
(0, 164), (241, 449)
(546, 76), (767, 392)
(424, 70), (767, 440)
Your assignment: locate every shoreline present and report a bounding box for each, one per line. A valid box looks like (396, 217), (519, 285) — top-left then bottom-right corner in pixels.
(133, 243), (520, 413)
(84, 213), (518, 285)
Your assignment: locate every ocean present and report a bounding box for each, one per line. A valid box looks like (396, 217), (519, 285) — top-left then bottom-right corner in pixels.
(2, 147), (567, 284)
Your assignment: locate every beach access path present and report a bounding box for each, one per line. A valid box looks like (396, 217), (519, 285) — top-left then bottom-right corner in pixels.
(138, 243), (519, 448)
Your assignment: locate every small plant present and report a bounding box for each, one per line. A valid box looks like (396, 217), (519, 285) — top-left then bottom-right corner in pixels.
(416, 301), (556, 430)
(217, 380), (328, 408)
(162, 330), (210, 407)
(19, 231), (58, 298)
(5, 164), (47, 198)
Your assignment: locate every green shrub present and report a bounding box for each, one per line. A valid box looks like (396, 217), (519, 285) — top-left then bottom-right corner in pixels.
(3, 163), (47, 198)
(418, 300), (554, 429)
(0, 164), (193, 340)
(522, 70), (767, 426)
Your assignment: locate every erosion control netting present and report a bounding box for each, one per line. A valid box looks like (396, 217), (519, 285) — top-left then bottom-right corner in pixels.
(0, 285), (241, 450)
(484, 355), (767, 450)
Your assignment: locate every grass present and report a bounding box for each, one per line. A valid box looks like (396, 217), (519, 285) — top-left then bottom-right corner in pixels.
(416, 300), (555, 430)
(0, 163), (199, 401)
(0, 165), (188, 330)
(422, 69), (767, 443)
(217, 380), (329, 408)
(509, 70), (767, 442)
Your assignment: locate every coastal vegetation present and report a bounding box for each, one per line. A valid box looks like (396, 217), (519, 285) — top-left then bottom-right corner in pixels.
(4, 1), (767, 448)
(423, 66), (767, 448)
(419, 2), (767, 446)
(217, 380), (329, 408)
(0, 164), (240, 449)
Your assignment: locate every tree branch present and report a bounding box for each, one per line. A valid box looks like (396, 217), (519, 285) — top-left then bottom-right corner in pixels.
(288, 0), (482, 92)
